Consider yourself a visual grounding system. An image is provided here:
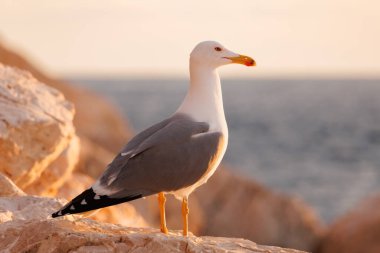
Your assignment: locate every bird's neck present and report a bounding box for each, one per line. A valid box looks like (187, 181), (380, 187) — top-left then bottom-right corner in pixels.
(177, 63), (227, 133)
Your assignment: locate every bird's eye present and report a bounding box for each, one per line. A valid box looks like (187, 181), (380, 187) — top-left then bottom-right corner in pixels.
(214, 47), (222, 52)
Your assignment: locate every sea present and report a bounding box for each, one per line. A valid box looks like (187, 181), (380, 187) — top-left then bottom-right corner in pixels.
(68, 78), (380, 223)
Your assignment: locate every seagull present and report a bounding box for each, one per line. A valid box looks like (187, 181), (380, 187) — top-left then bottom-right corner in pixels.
(52, 41), (255, 236)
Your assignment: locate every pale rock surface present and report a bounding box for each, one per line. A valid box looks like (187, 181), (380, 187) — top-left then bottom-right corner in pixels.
(0, 195), (65, 223)
(0, 194), (307, 253)
(317, 194), (380, 253)
(0, 64), (77, 189)
(0, 41), (132, 153)
(25, 135), (80, 196)
(0, 218), (308, 253)
(56, 172), (94, 200)
(0, 173), (25, 197)
(75, 136), (115, 178)
(0, 40), (132, 197)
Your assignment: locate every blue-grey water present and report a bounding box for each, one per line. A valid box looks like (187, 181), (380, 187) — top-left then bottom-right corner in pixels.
(68, 78), (380, 223)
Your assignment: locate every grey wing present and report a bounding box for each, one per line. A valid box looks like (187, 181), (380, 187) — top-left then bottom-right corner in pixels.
(96, 114), (223, 198)
(119, 116), (173, 157)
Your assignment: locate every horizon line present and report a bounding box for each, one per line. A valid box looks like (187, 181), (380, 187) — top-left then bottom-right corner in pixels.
(63, 73), (380, 81)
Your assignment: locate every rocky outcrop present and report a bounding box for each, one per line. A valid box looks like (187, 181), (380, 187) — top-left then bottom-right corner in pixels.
(0, 219), (307, 253)
(0, 39), (132, 197)
(0, 61), (145, 227)
(0, 41), (132, 153)
(75, 136), (115, 178)
(0, 206), (306, 253)
(0, 193), (307, 253)
(0, 64), (78, 190)
(0, 195), (65, 223)
(24, 135), (80, 196)
(195, 168), (323, 251)
(0, 173), (25, 197)
(317, 195), (380, 253)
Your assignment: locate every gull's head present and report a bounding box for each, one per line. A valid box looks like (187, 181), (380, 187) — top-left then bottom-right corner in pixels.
(190, 41), (256, 69)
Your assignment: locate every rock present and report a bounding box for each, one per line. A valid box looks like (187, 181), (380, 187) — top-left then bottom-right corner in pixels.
(0, 173), (25, 197)
(56, 172), (94, 200)
(317, 195), (380, 253)
(0, 40), (133, 187)
(75, 136), (115, 178)
(0, 195), (66, 223)
(0, 64), (77, 189)
(24, 135), (80, 196)
(92, 201), (149, 228)
(0, 194), (307, 252)
(0, 218), (307, 253)
(0, 41), (132, 153)
(194, 168), (323, 252)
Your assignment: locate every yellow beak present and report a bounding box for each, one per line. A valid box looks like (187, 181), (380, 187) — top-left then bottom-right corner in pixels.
(225, 55), (256, 66)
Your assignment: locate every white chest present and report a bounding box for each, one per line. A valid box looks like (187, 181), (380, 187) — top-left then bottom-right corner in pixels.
(172, 65), (229, 199)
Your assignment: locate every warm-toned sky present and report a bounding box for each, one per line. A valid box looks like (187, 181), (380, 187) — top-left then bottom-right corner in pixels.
(0, 0), (379, 78)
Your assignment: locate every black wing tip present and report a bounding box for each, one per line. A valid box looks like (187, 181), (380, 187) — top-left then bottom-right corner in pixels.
(51, 188), (144, 218)
(50, 188), (95, 218)
(51, 209), (67, 218)
(51, 212), (60, 218)
(52, 206), (70, 218)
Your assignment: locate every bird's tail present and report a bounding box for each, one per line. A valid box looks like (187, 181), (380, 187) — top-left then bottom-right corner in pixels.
(51, 188), (142, 218)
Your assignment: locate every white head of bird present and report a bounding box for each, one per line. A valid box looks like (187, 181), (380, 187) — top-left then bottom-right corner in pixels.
(179, 40), (255, 134)
(190, 41), (255, 69)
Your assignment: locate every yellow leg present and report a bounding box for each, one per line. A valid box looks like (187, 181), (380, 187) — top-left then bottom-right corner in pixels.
(158, 192), (169, 234)
(182, 197), (189, 236)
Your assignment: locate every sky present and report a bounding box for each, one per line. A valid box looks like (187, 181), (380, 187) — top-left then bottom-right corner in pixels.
(0, 0), (379, 78)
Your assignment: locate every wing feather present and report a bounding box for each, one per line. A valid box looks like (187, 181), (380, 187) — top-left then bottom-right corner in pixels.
(94, 114), (223, 198)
